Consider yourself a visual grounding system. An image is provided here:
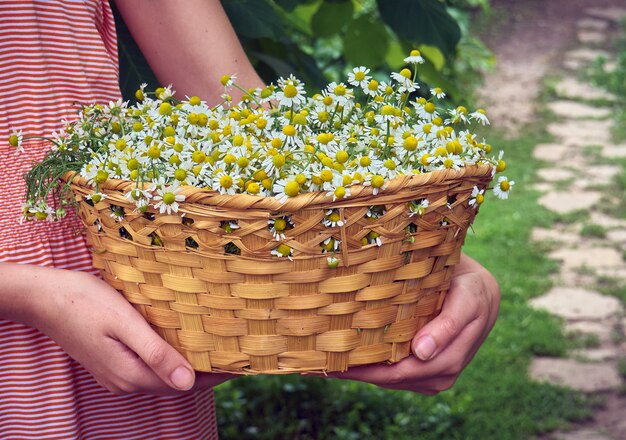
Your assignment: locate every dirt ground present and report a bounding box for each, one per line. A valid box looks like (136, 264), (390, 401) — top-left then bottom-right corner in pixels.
(477, 0), (625, 136)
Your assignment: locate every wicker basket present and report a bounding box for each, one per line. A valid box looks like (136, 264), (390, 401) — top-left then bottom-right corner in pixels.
(66, 164), (493, 374)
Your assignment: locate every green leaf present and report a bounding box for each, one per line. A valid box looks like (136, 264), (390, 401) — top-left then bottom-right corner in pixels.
(385, 40), (406, 69)
(311, 0), (354, 38)
(272, 0), (309, 11)
(343, 15), (389, 68)
(376, 0), (461, 57)
(222, 0), (284, 39)
(416, 59), (459, 97)
(419, 44), (445, 71)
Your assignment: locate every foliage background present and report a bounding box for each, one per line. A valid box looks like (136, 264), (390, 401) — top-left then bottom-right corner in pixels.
(113, 0), (494, 103)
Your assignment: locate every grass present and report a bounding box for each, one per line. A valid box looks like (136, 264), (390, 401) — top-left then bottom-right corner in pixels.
(214, 122), (593, 439)
(580, 224), (608, 238)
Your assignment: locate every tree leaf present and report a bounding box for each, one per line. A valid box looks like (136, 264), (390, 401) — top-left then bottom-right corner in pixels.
(272, 0), (310, 11)
(311, 0), (354, 38)
(419, 44), (445, 71)
(222, 0), (284, 39)
(343, 15), (389, 68)
(376, 0), (461, 57)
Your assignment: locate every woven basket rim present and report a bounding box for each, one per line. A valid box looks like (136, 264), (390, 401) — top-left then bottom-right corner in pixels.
(63, 163), (493, 212)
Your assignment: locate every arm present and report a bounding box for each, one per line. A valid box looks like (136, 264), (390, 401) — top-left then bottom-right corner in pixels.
(114, 0), (265, 104)
(1, 262), (233, 394)
(311, 254), (500, 394)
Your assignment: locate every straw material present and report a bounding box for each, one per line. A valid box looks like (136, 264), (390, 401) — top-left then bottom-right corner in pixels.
(66, 164), (493, 374)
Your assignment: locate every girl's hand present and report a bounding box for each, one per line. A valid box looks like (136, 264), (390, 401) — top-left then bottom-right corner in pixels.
(12, 265), (234, 395)
(309, 254), (500, 394)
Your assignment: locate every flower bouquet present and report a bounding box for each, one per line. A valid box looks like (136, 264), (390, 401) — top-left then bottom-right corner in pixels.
(16, 51), (512, 374)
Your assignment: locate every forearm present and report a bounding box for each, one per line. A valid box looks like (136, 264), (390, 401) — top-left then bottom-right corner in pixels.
(0, 262), (53, 326)
(114, 0), (265, 104)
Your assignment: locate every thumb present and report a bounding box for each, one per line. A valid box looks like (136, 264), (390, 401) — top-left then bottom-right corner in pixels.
(412, 274), (482, 361)
(120, 317), (196, 391)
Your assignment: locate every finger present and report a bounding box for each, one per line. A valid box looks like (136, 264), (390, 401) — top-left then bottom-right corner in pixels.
(115, 314), (196, 391)
(412, 272), (484, 361)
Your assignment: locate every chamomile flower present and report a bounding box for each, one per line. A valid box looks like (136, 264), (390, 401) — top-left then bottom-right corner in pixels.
(153, 182), (185, 214)
(408, 199), (429, 216)
(430, 87), (446, 99)
(271, 243), (293, 259)
(268, 216), (293, 241)
(220, 74), (237, 89)
(347, 66), (371, 89)
(470, 109), (490, 125)
(404, 49), (425, 64)
(468, 186), (485, 208)
(326, 256), (340, 268)
(9, 130), (23, 152)
(275, 75), (306, 108)
(493, 176), (514, 200)
(322, 209), (344, 227)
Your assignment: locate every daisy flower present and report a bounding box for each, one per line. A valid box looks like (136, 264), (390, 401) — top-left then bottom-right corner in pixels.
(326, 256), (340, 268)
(347, 66), (371, 89)
(470, 109), (490, 125)
(408, 199), (429, 216)
(153, 182), (186, 214)
(271, 243), (293, 259)
(404, 49), (425, 64)
(468, 186), (485, 208)
(493, 176), (514, 200)
(322, 209), (344, 227)
(275, 75), (306, 108)
(430, 87), (446, 99)
(9, 130), (23, 152)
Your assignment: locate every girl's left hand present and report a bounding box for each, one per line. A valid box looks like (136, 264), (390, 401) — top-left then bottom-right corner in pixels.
(308, 254), (500, 394)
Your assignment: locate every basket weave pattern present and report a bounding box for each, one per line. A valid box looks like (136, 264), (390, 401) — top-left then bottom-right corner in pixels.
(68, 165), (493, 374)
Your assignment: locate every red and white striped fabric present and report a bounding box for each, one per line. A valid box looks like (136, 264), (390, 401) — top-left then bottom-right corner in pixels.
(0, 1), (218, 438)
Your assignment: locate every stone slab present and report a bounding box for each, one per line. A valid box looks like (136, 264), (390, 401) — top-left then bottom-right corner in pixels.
(547, 119), (613, 146)
(607, 229), (626, 244)
(550, 248), (625, 272)
(531, 227), (581, 244)
(530, 287), (622, 320)
(577, 18), (610, 31)
(583, 165), (623, 186)
(602, 145), (626, 158)
(556, 429), (614, 440)
(590, 212), (626, 229)
(586, 7), (626, 23)
(565, 321), (615, 343)
(530, 358), (621, 392)
(555, 77), (616, 102)
(537, 168), (576, 182)
(578, 30), (607, 45)
(572, 348), (618, 362)
(564, 48), (610, 63)
(547, 100), (611, 119)
(533, 143), (570, 162)
(538, 190), (601, 214)
(596, 267), (626, 281)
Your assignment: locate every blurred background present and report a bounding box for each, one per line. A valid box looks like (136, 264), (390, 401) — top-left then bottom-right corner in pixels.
(113, 1), (626, 438)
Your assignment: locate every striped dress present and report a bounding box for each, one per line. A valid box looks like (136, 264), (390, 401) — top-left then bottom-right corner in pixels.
(0, 1), (217, 438)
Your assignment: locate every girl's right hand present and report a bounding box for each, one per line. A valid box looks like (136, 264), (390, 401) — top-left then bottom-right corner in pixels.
(4, 264), (234, 395)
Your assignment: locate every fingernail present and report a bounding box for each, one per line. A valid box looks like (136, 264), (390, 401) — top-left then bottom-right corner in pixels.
(414, 335), (437, 361)
(170, 366), (194, 390)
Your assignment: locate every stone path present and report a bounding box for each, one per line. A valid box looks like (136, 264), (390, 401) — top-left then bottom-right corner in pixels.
(526, 7), (626, 440)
